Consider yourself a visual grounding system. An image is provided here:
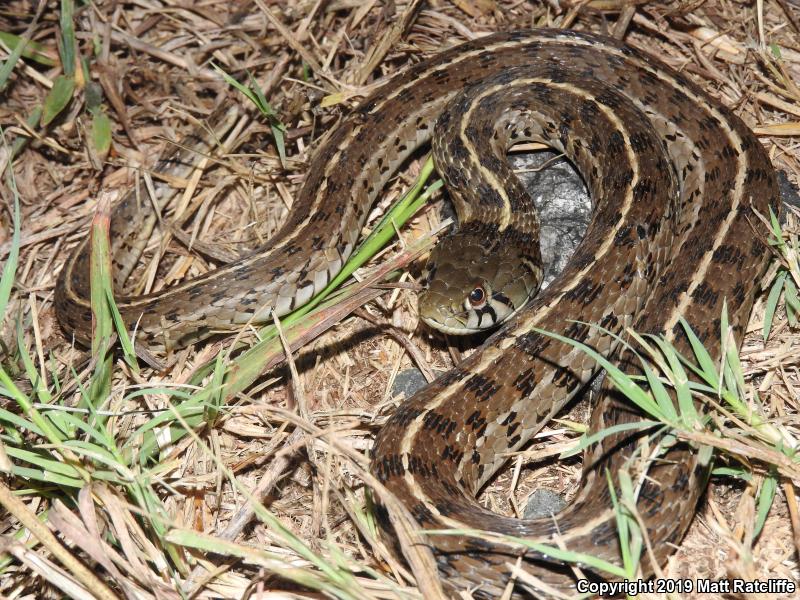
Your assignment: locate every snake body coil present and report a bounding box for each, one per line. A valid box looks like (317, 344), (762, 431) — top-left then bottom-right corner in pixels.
(55, 30), (780, 597)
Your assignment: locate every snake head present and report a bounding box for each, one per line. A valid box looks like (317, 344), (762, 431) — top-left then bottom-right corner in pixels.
(418, 227), (542, 335)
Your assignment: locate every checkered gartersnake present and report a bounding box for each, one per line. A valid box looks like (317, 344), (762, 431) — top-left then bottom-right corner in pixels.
(56, 29), (780, 597)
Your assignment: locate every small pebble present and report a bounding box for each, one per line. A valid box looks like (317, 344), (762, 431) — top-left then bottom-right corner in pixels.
(523, 488), (568, 519)
(391, 368), (429, 399)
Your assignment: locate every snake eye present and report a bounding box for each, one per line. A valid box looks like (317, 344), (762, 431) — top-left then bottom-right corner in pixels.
(468, 286), (486, 308)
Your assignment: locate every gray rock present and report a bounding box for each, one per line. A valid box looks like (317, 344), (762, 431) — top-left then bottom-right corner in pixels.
(509, 151), (591, 288)
(778, 170), (800, 219)
(392, 368), (429, 399)
(523, 488), (568, 520)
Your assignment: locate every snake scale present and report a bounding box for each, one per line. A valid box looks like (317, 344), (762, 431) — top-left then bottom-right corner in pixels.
(55, 30), (780, 597)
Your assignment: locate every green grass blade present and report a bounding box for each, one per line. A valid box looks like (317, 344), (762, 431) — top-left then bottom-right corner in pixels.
(90, 110), (112, 161)
(10, 464), (83, 488)
(129, 402), (206, 453)
(124, 387), (194, 402)
(58, 0), (76, 77)
(647, 335), (699, 425)
(56, 440), (124, 471)
(166, 529), (344, 595)
(105, 286), (138, 371)
(783, 278), (799, 320)
(0, 407), (44, 437)
(0, 32), (55, 66)
(0, 128), (21, 320)
(606, 470), (631, 575)
(560, 420), (660, 458)
(678, 318), (719, 388)
(16, 322), (52, 405)
(427, 528), (629, 579)
(248, 72), (287, 167)
(641, 361), (678, 423)
(712, 466), (751, 481)
(40, 410), (114, 447)
(533, 327), (662, 418)
(211, 63), (288, 167)
(719, 301), (741, 396)
(763, 270), (787, 341)
(87, 198), (115, 419)
(754, 474), (777, 539)
(41, 74), (75, 126)
(211, 62), (260, 107)
(768, 207), (784, 251)
(4, 446), (83, 480)
(0, 368), (64, 444)
(0, 31), (33, 92)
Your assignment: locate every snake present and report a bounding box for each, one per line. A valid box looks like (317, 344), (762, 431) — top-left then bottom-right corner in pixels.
(54, 29), (780, 598)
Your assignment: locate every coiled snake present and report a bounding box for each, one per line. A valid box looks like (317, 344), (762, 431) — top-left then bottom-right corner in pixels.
(55, 30), (780, 597)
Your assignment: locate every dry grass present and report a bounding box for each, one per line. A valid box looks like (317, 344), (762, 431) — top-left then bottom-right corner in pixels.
(1, 0), (799, 598)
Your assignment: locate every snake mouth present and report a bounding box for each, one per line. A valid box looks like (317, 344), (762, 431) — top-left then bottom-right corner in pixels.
(420, 297), (528, 336)
(420, 315), (487, 335)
